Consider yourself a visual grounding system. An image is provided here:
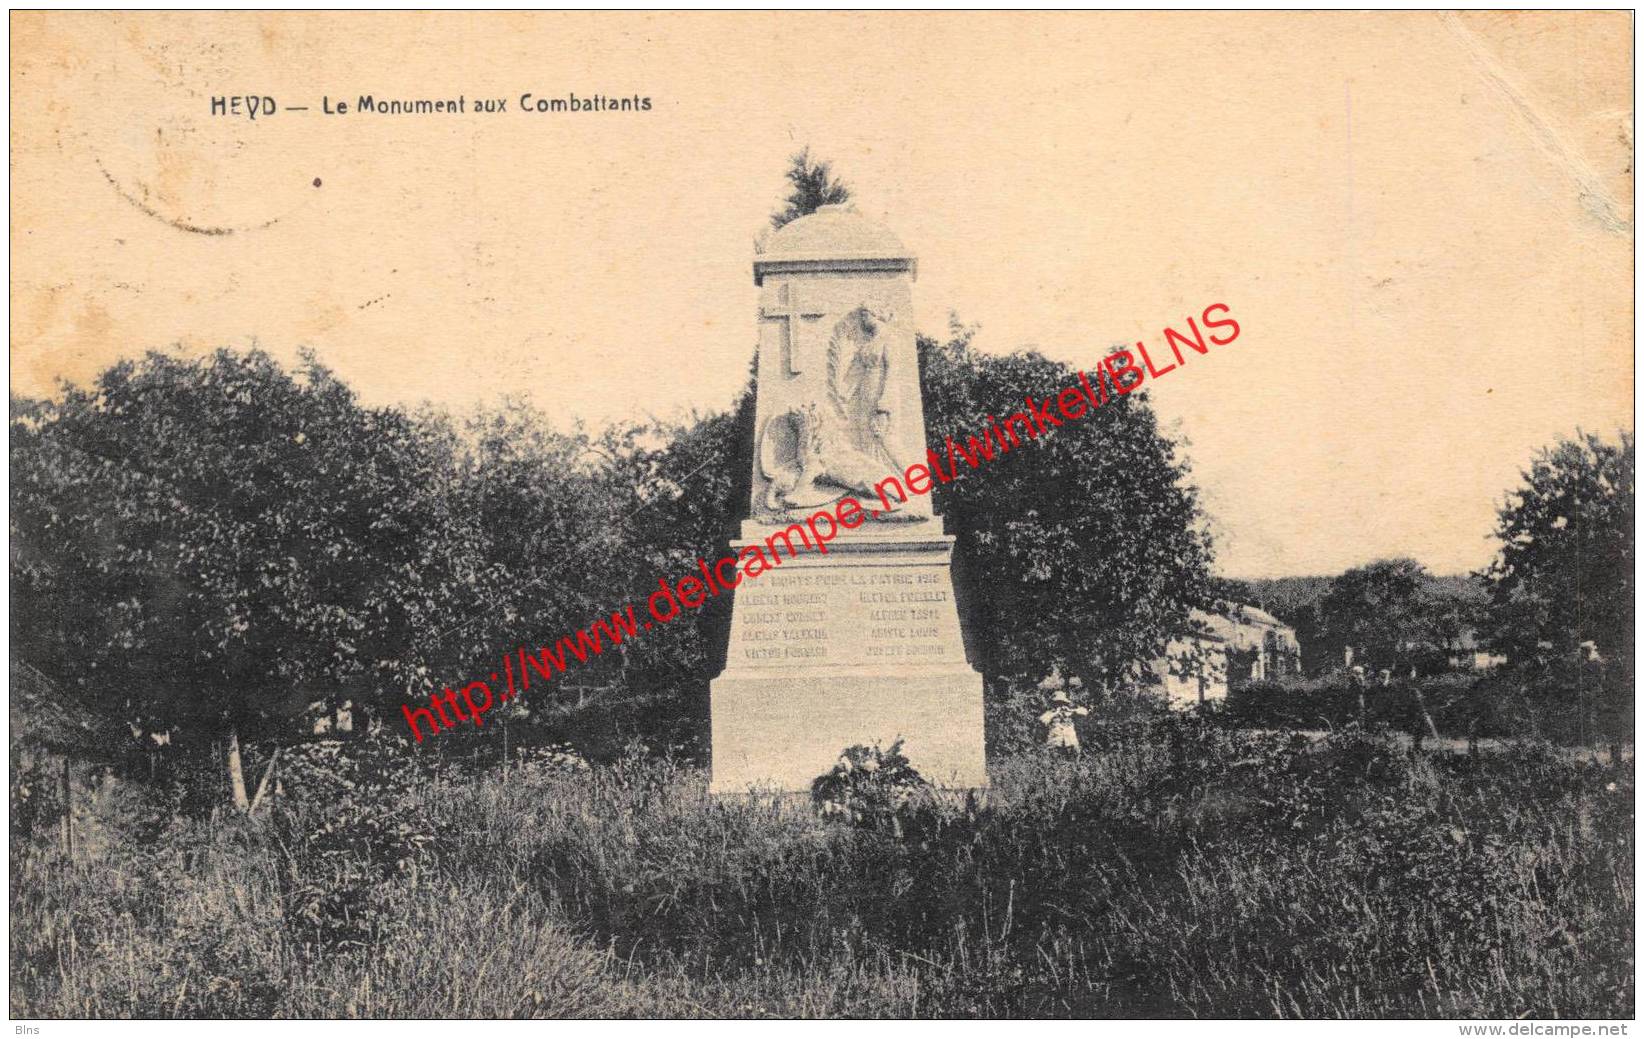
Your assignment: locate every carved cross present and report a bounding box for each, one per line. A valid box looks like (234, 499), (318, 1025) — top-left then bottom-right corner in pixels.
(760, 283), (824, 378)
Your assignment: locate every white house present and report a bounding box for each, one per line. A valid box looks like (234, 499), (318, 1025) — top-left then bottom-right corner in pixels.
(1150, 605), (1303, 709)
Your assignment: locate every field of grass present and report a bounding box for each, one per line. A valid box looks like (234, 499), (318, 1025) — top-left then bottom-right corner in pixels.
(9, 719), (1635, 1019)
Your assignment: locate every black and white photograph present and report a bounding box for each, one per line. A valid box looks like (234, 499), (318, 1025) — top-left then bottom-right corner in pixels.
(7, 9), (1637, 1026)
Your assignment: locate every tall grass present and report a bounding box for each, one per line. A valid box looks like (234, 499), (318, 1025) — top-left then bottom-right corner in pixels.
(10, 720), (1634, 1018)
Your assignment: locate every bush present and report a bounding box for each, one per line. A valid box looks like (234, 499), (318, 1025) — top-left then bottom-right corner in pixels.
(269, 736), (437, 955)
(1225, 663), (1634, 750)
(810, 739), (930, 836)
(984, 682), (1045, 757)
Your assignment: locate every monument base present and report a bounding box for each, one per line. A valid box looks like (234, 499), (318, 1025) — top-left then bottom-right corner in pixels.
(708, 529), (988, 795)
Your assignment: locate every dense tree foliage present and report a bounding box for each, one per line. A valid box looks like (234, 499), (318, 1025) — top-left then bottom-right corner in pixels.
(1477, 432), (1634, 747)
(1315, 558), (1478, 676)
(916, 327), (1214, 688)
(443, 406), (626, 682)
(10, 350), (472, 804)
(1483, 431), (1634, 671)
(604, 390), (753, 690)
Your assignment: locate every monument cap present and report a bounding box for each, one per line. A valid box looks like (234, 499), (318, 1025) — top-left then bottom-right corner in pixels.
(754, 204), (917, 285)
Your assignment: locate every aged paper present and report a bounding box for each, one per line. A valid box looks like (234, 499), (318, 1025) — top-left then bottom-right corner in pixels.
(9, 11), (1634, 1025)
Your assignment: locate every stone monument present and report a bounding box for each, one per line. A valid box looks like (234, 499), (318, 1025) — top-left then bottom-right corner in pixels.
(709, 205), (988, 794)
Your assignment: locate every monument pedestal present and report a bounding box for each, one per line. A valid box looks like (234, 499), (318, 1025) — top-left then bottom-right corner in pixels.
(709, 527), (987, 794)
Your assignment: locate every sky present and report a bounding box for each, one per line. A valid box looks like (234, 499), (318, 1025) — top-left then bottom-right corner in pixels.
(11, 11), (1634, 578)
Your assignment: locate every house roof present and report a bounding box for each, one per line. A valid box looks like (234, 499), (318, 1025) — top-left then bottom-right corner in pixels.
(1181, 604), (1300, 648)
(1228, 603), (1288, 628)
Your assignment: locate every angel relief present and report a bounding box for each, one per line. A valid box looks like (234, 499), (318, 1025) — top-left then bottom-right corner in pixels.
(759, 306), (915, 519)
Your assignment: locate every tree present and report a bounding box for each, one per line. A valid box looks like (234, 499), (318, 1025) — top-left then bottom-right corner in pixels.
(770, 148), (851, 229)
(10, 349), (468, 808)
(918, 326), (1215, 691)
(605, 393), (751, 694)
(440, 403), (625, 685)
(1208, 576), (1253, 609)
(1317, 558), (1467, 676)
(1482, 431), (1634, 672)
